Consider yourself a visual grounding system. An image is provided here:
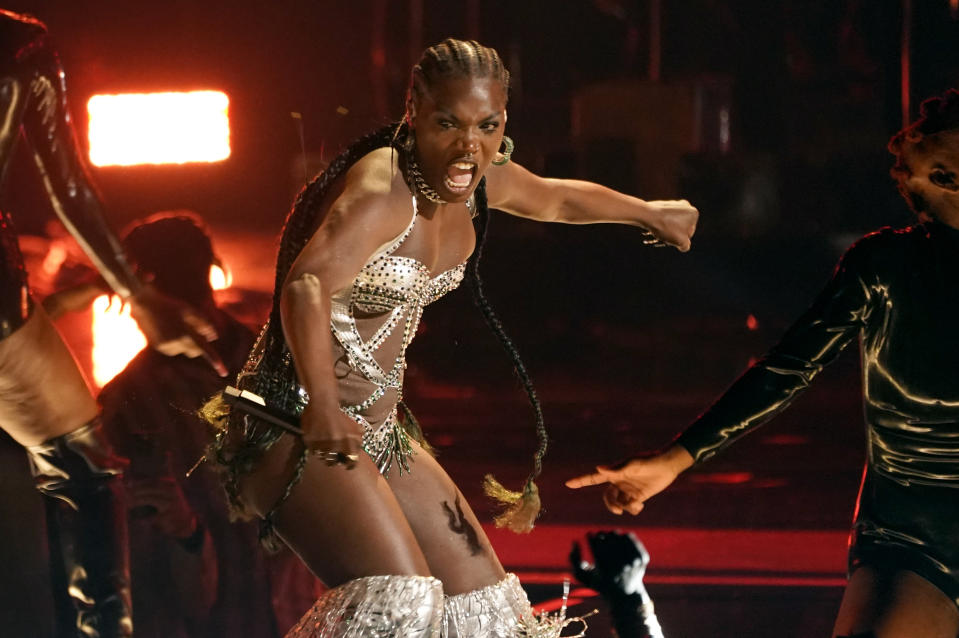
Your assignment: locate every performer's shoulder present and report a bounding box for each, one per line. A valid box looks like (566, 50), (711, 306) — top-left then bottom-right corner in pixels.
(848, 223), (922, 251)
(839, 224), (922, 274)
(343, 147), (399, 196)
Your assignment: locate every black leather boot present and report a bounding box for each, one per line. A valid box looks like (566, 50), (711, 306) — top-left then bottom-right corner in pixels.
(27, 419), (133, 638)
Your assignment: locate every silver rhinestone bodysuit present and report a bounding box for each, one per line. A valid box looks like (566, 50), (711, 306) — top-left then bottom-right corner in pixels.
(316, 194), (465, 474)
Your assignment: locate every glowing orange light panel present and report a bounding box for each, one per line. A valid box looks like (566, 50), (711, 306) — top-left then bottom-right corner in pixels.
(87, 91), (230, 166)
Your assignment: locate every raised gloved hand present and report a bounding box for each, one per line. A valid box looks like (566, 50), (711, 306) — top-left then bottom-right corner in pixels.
(571, 531), (650, 603)
(570, 531), (665, 638)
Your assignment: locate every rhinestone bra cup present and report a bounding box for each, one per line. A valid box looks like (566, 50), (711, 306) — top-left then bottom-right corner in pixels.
(325, 194), (465, 474)
(353, 256), (465, 315)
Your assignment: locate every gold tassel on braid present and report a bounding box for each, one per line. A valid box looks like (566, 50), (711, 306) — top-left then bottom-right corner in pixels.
(199, 393), (232, 431)
(483, 474), (541, 534)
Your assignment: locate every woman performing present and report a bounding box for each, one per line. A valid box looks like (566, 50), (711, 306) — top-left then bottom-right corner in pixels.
(568, 90), (959, 638)
(206, 39), (697, 637)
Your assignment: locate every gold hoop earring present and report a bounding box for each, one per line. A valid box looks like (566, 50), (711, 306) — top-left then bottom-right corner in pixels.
(491, 135), (514, 166)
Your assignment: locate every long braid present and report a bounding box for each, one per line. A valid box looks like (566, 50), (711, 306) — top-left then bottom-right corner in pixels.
(468, 184), (546, 466)
(468, 182), (548, 532)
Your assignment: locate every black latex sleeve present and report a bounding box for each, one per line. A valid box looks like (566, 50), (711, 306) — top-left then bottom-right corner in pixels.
(1, 13), (141, 298)
(676, 240), (875, 463)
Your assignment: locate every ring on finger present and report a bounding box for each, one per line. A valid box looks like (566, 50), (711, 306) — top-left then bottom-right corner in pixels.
(312, 450), (359, 465)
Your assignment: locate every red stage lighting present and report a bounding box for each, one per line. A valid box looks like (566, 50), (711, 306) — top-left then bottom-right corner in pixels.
(87, 90), (230, 167)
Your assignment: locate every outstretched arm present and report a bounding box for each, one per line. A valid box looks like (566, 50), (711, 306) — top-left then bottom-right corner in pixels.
(7, 21), (141, 299)
(484, 159), (698, 251)
(568, 235), (878, 513)
(1, 14), (224, 372)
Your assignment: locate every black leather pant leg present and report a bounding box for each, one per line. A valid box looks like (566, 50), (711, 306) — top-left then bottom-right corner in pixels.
(27, 419), (133, 638)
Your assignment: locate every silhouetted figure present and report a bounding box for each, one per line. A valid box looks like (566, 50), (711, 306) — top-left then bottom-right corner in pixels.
(98, 214), (279, 638)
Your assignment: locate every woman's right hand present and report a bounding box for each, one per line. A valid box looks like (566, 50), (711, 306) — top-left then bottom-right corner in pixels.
(565, 445), (694, 515)
(300, 402), (364, 469)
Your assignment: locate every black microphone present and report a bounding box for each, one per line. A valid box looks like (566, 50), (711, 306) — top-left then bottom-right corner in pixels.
(221, 386), (304, 436)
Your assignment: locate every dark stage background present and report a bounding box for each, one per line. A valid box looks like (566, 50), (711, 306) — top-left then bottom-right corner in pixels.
(2, 1), (959, 636)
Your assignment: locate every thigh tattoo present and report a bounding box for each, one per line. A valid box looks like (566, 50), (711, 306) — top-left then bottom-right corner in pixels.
(442, 495), (483, 557)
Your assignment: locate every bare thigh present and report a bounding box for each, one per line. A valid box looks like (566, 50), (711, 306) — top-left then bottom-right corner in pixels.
(0, 308), (96, 446)
(834, 566), (959, 638)
(386, 440), (507, 595)
(239, 433), (432, 588)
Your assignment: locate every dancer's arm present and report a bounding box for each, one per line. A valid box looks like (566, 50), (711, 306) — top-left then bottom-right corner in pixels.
(16, 36), (142, 299)
(484, 160), (698, 251)
(280, 152), (410, 460)
(568, 234), (878, 513)
(4, 18), (224, 372)
(0, 15), (137, 293)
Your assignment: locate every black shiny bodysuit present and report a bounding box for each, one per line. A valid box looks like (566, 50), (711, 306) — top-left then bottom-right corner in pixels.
(0, 10), (139, 336)
(677, 221), (959, 606)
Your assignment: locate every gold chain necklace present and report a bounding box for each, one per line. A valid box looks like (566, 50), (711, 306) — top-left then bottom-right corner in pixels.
(405, 152), (476, 217)
(406, 155), (448, 205)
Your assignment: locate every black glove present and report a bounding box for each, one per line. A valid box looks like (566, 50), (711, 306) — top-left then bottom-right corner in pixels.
(570, 531), (665, 638)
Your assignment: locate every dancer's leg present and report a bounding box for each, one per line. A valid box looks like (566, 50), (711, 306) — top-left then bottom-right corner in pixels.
(239, 434), (444, 637)
(383, 440), (506, 595)
(384, 441), (560, 637)
(27, 419), (132, 638)
(0, 309), (132, 638)
(0, 308), (98, 447)
(833, 566), (959, 638)
(239, 433), (433, 586)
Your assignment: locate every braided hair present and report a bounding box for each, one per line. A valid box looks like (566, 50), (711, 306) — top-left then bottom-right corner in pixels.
(408, 38), (510, 107)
